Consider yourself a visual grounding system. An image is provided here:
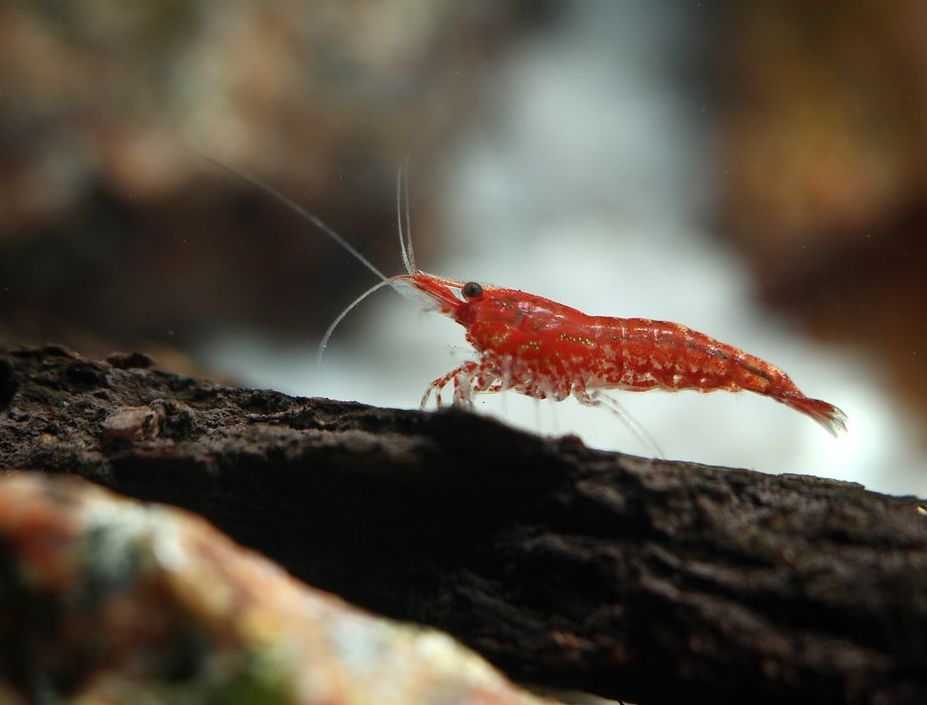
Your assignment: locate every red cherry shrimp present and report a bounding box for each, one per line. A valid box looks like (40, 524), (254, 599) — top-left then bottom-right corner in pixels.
(202, 154), (848, 437)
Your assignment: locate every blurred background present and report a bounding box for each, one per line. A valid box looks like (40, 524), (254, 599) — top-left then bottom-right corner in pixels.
(1, 0), (924, 494)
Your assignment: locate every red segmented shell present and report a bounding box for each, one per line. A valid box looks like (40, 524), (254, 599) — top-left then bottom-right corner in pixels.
(402, 273), (846, 435)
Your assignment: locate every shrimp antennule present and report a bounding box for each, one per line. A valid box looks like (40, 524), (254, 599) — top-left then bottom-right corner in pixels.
(191, 149), (425, 365)
(318, 162), (425, 363)
(317, 277), (402, 367)
(396, 159), (416, 275)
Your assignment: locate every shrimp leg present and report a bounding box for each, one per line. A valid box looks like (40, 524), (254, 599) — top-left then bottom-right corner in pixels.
(420, 361), (481, 409)
(574, 389), (665, 458)
(420, 359), (505, 409)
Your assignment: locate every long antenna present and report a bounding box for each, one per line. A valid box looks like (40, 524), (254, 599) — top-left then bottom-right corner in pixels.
(188, 147), (388, 282)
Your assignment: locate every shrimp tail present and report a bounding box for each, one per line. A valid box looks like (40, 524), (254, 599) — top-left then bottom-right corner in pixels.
(779, 393), (848, 436)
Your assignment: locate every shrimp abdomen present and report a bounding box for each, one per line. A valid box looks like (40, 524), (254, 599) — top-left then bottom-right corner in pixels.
(594, 317), (847, 433)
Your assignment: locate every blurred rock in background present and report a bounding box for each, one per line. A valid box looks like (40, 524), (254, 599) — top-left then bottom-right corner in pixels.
(720, 0), (927, 422)
(0, 0), (555, 367)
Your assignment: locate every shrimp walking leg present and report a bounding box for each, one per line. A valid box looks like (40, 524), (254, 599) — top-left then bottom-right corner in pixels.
(420, 361), (480, 409)
(574, 389), (665, 458)
(420, 359), (506, 409)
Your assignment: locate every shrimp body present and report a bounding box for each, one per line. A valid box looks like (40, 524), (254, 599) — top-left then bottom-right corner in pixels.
(398, 273), (847, 436)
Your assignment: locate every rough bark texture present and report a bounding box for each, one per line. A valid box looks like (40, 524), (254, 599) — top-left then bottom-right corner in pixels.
(1, 345), (926, 705)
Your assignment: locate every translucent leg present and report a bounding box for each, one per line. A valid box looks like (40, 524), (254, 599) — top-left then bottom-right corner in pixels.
(574, 388), (665, 459)
(420, 361), (480, 410)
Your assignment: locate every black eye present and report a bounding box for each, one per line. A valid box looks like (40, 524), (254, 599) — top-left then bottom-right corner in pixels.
(461, 282), (483, 300)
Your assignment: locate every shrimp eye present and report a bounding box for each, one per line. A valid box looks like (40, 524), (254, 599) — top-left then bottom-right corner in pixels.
(461, 282), (483, 300)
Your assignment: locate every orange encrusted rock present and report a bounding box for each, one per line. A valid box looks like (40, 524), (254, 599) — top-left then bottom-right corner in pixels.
(0, 472), (550, 705)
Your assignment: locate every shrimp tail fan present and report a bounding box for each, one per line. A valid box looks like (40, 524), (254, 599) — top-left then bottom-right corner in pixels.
(780, 393), (848, 436)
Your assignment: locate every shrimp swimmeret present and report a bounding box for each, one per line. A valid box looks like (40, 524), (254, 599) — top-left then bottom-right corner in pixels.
(205, 155), (847, 437)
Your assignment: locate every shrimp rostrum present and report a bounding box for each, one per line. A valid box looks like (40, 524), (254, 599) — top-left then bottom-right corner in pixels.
(207, 156), (847, 437)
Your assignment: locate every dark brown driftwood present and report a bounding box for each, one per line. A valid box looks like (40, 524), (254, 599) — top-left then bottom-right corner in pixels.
(1, 345), (925, 705)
